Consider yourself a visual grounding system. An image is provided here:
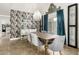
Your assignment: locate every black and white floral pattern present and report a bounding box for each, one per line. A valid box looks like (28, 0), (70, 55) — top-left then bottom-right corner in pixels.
(10, 9), (40, 38)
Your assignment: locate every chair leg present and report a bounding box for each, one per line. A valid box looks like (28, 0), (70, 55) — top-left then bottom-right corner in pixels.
(59, 51), (62, 55)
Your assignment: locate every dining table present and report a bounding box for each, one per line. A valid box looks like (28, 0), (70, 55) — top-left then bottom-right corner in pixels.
(35, 32), (57, 55)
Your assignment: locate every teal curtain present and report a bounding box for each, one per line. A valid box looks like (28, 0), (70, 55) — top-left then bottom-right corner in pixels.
(57, 10), (65, 35)
(44, 14), (48, 31)
(41, 16), (43, 31)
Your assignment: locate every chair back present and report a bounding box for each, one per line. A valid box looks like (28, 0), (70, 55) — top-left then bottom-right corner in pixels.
(26, 29), (37, 42)
(24, 29), (31, 42)
(30, 33), (39, 46)
(49, 35), (65, 51)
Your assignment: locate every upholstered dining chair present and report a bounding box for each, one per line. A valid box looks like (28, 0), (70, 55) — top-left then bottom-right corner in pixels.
(48, 35), (65, 55)
(27, 29), (37, 43)
(30, 33), (43, 54)
(21, 29), (27, 40)
(26, 29), (37, 48)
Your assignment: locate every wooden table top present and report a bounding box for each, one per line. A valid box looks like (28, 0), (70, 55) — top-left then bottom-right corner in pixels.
(35, 32), (57, 40)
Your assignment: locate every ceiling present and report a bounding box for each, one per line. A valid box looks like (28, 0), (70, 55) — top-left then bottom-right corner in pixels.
(0, 3), (50, 16)
(0, 3), (72, 16)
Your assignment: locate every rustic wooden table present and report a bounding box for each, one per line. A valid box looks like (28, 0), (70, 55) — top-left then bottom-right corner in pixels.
(36, 32), (56, 55)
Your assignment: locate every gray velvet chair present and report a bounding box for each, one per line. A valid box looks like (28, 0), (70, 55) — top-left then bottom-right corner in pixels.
(48, 35), (65, 55)
(27, 29), (37, 43)
(30, 33), (43, 54)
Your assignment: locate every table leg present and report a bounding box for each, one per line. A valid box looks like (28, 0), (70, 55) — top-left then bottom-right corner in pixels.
(45, 40), (48, 55)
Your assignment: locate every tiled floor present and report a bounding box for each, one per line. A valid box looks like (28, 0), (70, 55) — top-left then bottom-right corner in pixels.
(0, 39), (79, 55)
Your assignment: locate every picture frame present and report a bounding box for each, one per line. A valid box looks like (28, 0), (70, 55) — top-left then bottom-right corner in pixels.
(2, 24), (6, 32)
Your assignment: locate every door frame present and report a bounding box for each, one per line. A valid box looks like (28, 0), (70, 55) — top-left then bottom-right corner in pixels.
(68, 3), (78, 48)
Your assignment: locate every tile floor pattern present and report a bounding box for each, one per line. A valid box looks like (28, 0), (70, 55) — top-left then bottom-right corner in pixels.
(0, 39), (79, 55)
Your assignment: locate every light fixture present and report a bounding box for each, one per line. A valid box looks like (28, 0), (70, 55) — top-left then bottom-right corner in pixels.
(54, 17), (57, 22)
(33, 10), (42, 21)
